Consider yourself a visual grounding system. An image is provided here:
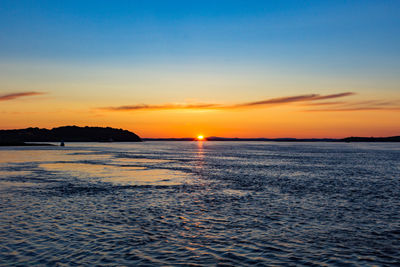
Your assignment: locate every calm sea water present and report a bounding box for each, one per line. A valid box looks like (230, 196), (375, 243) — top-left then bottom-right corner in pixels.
(1, 141), (399, 266)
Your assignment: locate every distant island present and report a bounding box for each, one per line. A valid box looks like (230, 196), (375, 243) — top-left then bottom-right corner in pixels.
(144, 136), (400, 142)
(341, 136), (400, 142)
(0, 126), (142, 146)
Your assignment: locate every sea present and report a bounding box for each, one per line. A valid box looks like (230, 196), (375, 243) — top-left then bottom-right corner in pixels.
(0, 141), (399, 266)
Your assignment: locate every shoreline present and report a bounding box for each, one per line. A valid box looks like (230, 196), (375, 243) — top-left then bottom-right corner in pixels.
(0, 142), (55, 146)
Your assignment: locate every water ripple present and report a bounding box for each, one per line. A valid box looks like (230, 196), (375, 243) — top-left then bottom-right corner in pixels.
(0, 142), (399, 266)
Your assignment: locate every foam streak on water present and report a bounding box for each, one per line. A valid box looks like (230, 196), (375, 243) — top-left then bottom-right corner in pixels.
(0, 142), (399, 266)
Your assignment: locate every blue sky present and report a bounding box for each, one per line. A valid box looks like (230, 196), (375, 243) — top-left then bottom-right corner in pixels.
(1, 0), (399, 67)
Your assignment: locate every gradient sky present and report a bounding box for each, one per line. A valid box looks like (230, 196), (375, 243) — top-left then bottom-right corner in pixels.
(1, 0), (399, 138)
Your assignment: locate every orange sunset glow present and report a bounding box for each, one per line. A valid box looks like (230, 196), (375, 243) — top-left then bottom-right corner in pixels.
(1, 92), (399, 138)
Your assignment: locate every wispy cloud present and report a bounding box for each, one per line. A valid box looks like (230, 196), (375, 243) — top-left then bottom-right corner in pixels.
(312, 92), (356, 100)
(306, 107), (400, 112)
(233, 92), (356, 108)
(104, 103), (219, 111)
(100, 92), (356, 112)
(0, 91), (45, 101)
(305, 99), (400, 112)
(303, 101), (346, 106)
(232, 94), (319, 108)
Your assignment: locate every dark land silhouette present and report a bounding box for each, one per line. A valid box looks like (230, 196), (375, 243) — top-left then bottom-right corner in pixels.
(0, 126), (142, 145)
(0, 126), (399, 146)
(342, 136), (400, 142)
(144, 136), (400, 142)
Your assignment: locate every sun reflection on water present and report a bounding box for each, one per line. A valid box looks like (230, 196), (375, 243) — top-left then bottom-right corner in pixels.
(40, 162), (188, 185)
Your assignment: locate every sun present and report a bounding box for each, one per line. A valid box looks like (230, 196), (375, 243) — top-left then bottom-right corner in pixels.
(196, 135), (204, 141)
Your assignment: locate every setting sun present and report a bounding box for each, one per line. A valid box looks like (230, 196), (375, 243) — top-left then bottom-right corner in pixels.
(197, 135), (204, 141)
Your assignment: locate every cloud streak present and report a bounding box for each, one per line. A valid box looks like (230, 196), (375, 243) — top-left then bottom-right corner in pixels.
(104, 103), (219, 111)
(99, 92), (356, 112)
(312, 92), (356, 100)
(306, 107), (400, 112)
(305, 99), (400, 112)
(0, 91), (45, 101)
(233, 92), (357, 108)
(232, 94), (319, 108)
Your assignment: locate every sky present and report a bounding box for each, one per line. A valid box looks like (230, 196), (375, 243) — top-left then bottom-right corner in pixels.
(0, 0), (399, 138)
